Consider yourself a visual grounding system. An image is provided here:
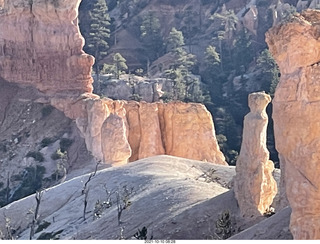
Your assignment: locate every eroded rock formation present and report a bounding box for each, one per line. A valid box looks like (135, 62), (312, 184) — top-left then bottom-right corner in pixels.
(0, 0), (226, 167)
(0, 0), (94, 95)
(52, 96), (227, 166)
(266, 9), (320, 239)
(234, 92), (277, 218)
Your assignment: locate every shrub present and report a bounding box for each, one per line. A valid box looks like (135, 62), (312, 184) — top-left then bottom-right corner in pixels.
(10, 166), (46, 203)
(26, 151), (45, 162)
(41, 138), (55, 148)
(51, 149), (66, 160)
(59, 138), (73, 152)
(35, 221), (51, 234)
(41, 106), (54, 118)
(215, 210), (232, 239)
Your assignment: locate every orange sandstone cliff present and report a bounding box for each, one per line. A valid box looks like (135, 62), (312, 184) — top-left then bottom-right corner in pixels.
(0, 0), (94, 95)
(0, 0), (226, 166)
(266, 9), (320, 240)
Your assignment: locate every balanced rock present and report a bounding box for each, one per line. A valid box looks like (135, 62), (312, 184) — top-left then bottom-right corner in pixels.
(0, 0), (94, 95)
(266, 9), (320, 239)
(234, 92), (277, 218)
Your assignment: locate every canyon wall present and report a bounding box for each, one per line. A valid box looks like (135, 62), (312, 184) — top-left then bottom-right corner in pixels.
(266, 9), (320, 239)
(234, 92), (277, 218)
(0, 0), (226, 166)
(0, 0), (94, 95)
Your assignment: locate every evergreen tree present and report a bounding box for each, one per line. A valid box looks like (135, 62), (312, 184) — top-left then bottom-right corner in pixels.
(85, 0), (110, 93)
(211, 6), (238, 41)
(113, 53), (128, 79)
(204, 45), (221, 73)
(101, 53), (128, 79)
(140, 11), (164, 62)
(163, 33), (209, 103)
(256, 49), (280, 96)
(166, 27), (185, 52)
(232, 28), (254, 74)
(180, 7), (199, 52)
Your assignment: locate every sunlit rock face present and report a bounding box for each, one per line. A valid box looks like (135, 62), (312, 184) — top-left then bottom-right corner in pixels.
(0, 0), (227, 167)
(234, 92), (277, 218)
(0, 0), (94, 95)
(266, 9), (320, 240)
(52, 96), (227, 166)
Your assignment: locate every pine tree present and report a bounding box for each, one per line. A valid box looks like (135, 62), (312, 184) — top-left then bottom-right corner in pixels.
(140, 11), (164, 62)
(85, 0), (110, 93)
(113, 53), (128, 79)
(204, 45), (221, 73)
(166, 27), (185, 52)
(232, 28), (254, 74)
(256, 49), (280, 96)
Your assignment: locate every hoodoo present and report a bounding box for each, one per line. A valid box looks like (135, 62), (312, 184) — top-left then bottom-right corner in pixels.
(266, 9), (320, 239)
(234, 92), (277, 218)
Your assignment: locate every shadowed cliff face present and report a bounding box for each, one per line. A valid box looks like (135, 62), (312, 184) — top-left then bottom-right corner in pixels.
(266, 9), (320, 240)
(0, 0), (94, 95)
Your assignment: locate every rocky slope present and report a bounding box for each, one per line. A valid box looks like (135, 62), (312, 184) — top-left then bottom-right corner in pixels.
(0, 79), (97, 208)
(0, 0), (227, 210)
(0, 155), (291, 240)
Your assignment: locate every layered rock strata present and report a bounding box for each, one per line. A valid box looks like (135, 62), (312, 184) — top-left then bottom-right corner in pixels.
(0, 0), (226, 166)
(234, 92), (277, 218)
(266, 9), (320, 239)
(52, 96), (227, 166)
(0, 0), (94, 95)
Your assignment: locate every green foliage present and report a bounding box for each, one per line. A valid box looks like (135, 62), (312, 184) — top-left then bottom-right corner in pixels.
(113, 53), (128, 79)
(59, 138), (73, 153)
(129, 94), (142, 102)
(134, 227), (152, 240)
(11, 166), (46, 203)
(204, 45), (221, 70)
(51, 149), (66, 161)
(179, 7), (199, 51)
(232, 28), (254, 74)
(41, 106), (54, 118)
(26, 151), (45, 163)
(256, 49), (280, 96)
(279, 5), (297, 23)
(164, 30), (210, 103)
(35, 221), (51, 234)
(210, 8), (238, 40)
(140, 11), (164, 61)
(84, 0), (110, 91)
(102, 52), (128, 78)
(41, 138), (55, 148)
(215, 210), (232, 239)
(166, 27), (185, 52)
